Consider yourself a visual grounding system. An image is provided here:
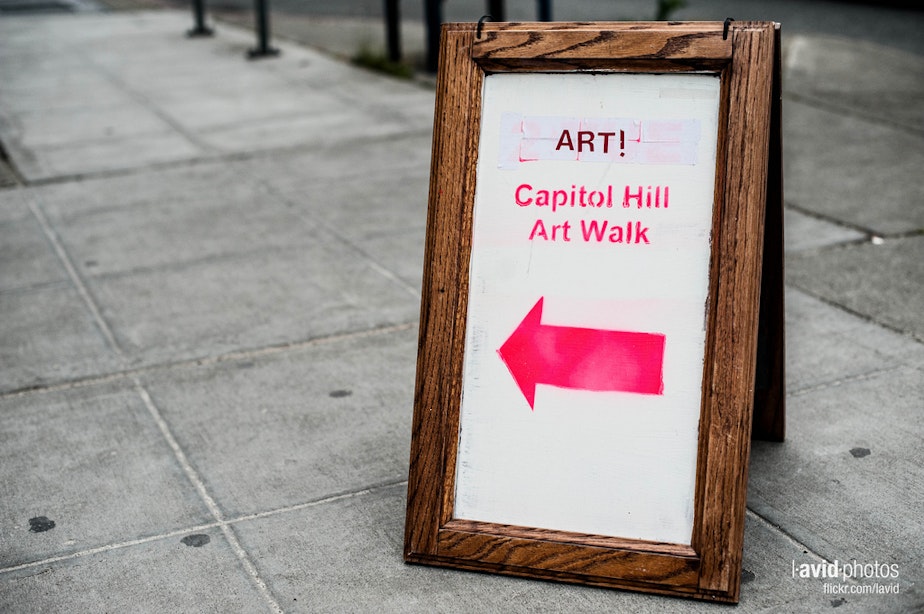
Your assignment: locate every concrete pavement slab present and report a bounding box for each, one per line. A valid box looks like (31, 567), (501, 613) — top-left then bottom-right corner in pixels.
(0, 526), (271, 613)
(783, 100), (924, 236)
(0, 380), (212, 566)
(0, 17), (210, 181)
(319, 75), (435, 130)
(736, 510), (909, 614)
(247, 133), (433, 197)
(231, 482), (655, 613)
(356, 224), (426, 295)
(90, 241), (417, 363)
(198, 104), (422, 155)
(150, 87), (329, 134)
(0, 215), (67, 291)
(229, 481), (889, 613)
(38, 166), (304, 278)
(256, 147), (432, 295)
(788, 236), (924, 341)
(748, 366), (924, 596)
(784, 34), (924, 132)
(1, 9), (180, 43)
(0, 286), (120, 393)
(139, 327), (416, 518)
(0, 44), (91, 80)
(0, 189), (33, 224)
(31, 160), (245, 216)
(17, 156), (421, 367)
(0, 104), (178, 150)
(784, 208), (867, 253)
(105, 61), (284, 98)
(14, 132), (204, 181)
(784, 287), (923, 393)
(271, 165), (430, 248)
(0, 11), (435, 182)
(0, 67), (126, 115)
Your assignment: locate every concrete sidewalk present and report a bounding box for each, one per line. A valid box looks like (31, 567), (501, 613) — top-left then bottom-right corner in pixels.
(0, 9), (922, 613)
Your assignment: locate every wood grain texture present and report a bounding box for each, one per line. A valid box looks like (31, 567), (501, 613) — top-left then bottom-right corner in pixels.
(404, 21), (779, 604)
(472, 21), (731, 72)
(693, 22), (776, 600)
(437, 526), (699, 586)
(404, 24), (482, 559)
(444, 520), (697, 558)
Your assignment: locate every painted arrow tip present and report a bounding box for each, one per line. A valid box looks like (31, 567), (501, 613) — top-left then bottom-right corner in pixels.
(497, 297), (545, 410)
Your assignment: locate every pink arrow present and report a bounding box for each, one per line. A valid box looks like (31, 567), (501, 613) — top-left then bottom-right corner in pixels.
(497, 297), (665, 409)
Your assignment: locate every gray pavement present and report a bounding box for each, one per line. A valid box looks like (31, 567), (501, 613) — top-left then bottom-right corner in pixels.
(0, 7), (922, 614)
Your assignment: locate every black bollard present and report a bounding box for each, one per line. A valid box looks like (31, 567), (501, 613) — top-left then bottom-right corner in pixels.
(537, 0), (551, 21)
(487, 0), (504, 22)
(424, 0), (441, 73)
(247, 0), (279, 59)
(384, 0), (401, 63)
(187, 0), (213, 37)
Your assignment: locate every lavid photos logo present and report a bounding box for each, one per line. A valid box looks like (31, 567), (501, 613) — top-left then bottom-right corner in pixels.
(792, 559), (902, 595)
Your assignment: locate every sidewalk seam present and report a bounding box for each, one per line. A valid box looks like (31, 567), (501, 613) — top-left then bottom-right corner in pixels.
(16, 127), (432, 187)
(133, 377), (285, 614)
(15, 188), (286, 610)
(785, 201), (874, 239)
(27, 196), (125, 356)
(786, 363), (911, 398)
(258, 179), (422, 299)
(0, 479), (406, 576)
(79, 46), (217, 156)
(745, 507), (833, 564)
(0, 320), (417, 399)
(0, 521), (224, 576)
(786, 201), (924, 242)
(785, 281), (924, 344)
(784, 91), (924, 138)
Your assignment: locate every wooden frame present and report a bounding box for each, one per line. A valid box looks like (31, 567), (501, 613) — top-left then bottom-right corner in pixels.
(405, 21), (781, 603)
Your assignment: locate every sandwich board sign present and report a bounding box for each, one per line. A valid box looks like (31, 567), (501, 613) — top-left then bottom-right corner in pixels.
(405, 21), (784, 603)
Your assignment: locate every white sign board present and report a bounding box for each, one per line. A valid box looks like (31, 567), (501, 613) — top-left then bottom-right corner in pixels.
(454, 72), (721, 544)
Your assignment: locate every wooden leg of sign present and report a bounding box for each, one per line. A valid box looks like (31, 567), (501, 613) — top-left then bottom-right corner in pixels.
(752, 24), (785, 443)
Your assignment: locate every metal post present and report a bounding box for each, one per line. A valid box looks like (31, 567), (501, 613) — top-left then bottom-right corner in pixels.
(384, 0), (401, 63)
(537, 0), (551, 21)
(248, 0), (279, 59)
(187, 0), (213, 37)
(487, 0), (504, 22)
(424, 0), (442, 73)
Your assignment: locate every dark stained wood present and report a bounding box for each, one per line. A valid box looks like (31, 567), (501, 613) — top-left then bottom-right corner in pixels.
(472, 22), (731, 73)
(444, 520), (697, 558)
(472, 22), (732, 59)
(692, 22), (776, 600)
(752, 24), (786, 443)
(404, 23), (482, 559)
(437, 526), (699, 586)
